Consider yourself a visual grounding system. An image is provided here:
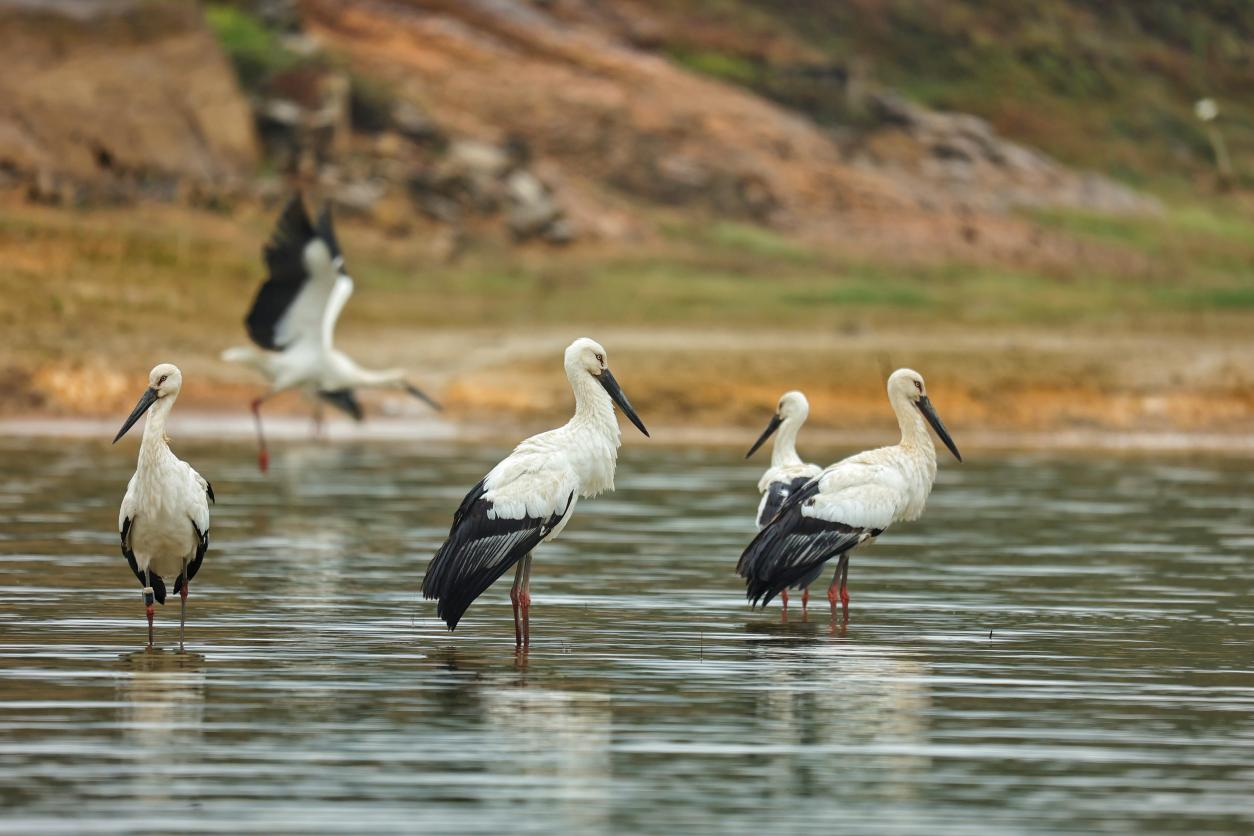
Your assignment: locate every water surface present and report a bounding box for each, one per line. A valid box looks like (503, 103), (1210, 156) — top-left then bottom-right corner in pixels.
(0, 438), (1252, 833)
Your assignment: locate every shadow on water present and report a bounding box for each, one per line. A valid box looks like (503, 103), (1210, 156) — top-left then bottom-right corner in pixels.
(0, 438), (1252, 832)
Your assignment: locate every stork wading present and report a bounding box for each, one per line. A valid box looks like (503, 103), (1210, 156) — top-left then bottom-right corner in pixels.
(114, 364), (213, 650)
(738, 369), (962, 616)
(422, 338), (649, 646)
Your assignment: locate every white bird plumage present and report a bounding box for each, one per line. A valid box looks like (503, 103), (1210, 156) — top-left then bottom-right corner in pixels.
(422, 338), (649, 645)
(222, 194), (440, 472)
(114, 363), (213, 649)
(738, 369), (961, 611)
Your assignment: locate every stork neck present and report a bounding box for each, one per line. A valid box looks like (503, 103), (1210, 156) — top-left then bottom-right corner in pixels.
(568, 368), (620, 444)
(138, 396), (175, 466)
(892, 391), (935, 458)
(770, 416), (805, 468)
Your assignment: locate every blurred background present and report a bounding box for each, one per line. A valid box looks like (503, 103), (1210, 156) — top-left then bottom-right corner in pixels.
(2, 0), (1251, 445)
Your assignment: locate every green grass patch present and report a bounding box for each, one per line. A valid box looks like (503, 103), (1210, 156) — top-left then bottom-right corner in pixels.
(204, 4), (301, 90)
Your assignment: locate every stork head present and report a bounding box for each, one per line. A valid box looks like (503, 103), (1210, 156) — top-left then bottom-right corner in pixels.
(746, 390), (809, 458)
(888, 368), (962, 462)
(113, 364), (182, 443)
(565, 337), (649, 437)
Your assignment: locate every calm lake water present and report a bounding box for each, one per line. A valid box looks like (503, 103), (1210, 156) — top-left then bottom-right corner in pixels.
(0, 437), (1251, 833)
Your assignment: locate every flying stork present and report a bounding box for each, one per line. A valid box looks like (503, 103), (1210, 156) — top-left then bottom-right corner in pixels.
(422, 338), (649, 646)
(737, 369), (961, 615)
(222, 194), (441, 471)
(114, 364), (213, 649)
(745, 390), (824, 611)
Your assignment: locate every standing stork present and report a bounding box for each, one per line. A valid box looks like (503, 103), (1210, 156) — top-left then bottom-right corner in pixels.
(737, 369), (961, 616)
(745, 390), (823, 611)
(114, 364), (213, 649)
(422, 338), (649, 646)
(222, 194), (441, 472)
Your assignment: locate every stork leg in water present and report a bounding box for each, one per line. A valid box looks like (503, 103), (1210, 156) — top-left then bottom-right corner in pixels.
(520, 554), (533, 646)
(510, 559), (525, 646)
(144, 568), (155, 649)
(826, 554), (851, 616)
(179, 558), (188, 650)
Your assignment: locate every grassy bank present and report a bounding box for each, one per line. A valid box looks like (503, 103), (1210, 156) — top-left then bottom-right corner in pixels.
(1, 195), (1252, 434)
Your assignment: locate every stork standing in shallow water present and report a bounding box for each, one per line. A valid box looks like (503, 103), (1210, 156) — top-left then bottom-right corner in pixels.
(745, 390), (823, 612)
(422, 338), (649, 646)
(114, 364), (213, 649)
(222, 194), (440, 472)
(737, 369), (961, 615)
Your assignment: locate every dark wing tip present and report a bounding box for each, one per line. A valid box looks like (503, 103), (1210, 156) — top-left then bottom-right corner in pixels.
(205, 480), (215, 504)
(316, 204), (342, 262)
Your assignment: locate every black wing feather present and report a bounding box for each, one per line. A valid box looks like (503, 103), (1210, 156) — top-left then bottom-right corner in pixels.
(737, 481), (879, 607)
(245, 194), (318, 350)
(422, 484), (572, 631)
(205, 480), (215, 504)
(174, 520), (209, 596)
(318, 388), (364, 421)
(757, 475), (813, 528)
(120, 517), (167, 604)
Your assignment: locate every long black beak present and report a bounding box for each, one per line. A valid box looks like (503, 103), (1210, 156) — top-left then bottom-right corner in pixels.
(405, 382), (442, 412)
(597, 367), (649, 437)
(113, 388), (159, 443)
(745, 414), (782, 459)
(916, 395), (962, 462)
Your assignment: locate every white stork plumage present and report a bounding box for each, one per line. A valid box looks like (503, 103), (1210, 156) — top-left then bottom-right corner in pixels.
(114, 364), (213, 649)
(222, 194), (441, 472)
(745, 390), (823, 611)
(737, 369), (961, 615)
(422, 338), (649, 646)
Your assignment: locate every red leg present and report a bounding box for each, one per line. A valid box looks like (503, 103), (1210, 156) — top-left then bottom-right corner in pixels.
(520, 589), (531, 646)
(510, 560), (524, 647)
(838, 556), (850, 615)
(250, 397), (270, 473)
(520, 554), (533, 646)
(801, 588), (809, 612)
(179, 568), (189, 651)
(781, 588), (789, 608)
(826, 577), (840, 611)
(510, 586), (522, 647)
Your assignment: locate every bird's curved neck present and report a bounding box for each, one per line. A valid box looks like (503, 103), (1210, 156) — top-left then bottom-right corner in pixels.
(138, 396), (176, 466)
(568, 368), (620, 444)
(771, 416), (805, 468)
(892, 390), (934, 458)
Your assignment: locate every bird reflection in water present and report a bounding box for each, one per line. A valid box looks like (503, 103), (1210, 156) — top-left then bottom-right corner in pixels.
(116, 650), (207, 808)
(747, 638), (932, 808)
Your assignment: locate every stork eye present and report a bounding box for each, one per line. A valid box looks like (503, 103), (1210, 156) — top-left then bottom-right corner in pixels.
(913, 380), (923, 392)
(158, 375), (168, 385)
(595, 353), (604, 364)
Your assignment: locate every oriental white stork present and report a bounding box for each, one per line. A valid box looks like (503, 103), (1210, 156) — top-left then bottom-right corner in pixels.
(222, 194), (441, 472)
(422, 338), (649, 646)
(745, 390), (823, 611)
(737, 369), (961, 616)
(114, 364), (213, 649)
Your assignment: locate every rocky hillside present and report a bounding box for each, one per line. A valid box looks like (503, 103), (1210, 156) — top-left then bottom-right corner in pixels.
(0, 0), (257, 204)
(1, 0), (1175, 251)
